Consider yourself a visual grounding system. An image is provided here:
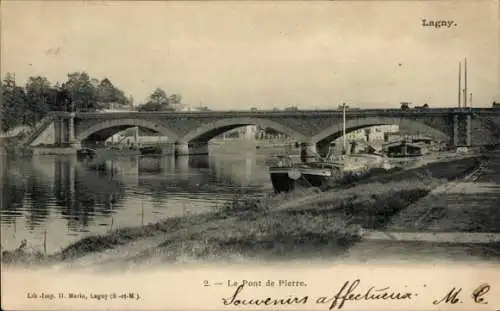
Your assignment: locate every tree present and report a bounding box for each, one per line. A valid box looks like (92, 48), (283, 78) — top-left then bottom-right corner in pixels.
(96, 78), (116, 104)
(149, 88), (169, 105)
(1, 73), (28, 131)
(55, 89), (72, 112)
(62, 72), (98, 111)
(95, 78), (130, 109)
(137, 88), (175, 111)
(114, 88), (129, 106)
(24, 76), (55, 125)
(338, 104), (349, 110)
(168, 93), (182, 109)
(137, 101), (165, 112)
(400, 102), (411, 110)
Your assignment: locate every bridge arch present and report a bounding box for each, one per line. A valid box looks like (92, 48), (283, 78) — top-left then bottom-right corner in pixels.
(76, 118), (180, 142)
(311, 116), (450, 145)
(180, 117), (308, 142)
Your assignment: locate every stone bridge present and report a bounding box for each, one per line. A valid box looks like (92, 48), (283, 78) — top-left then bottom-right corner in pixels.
(27, 108), (500, 156)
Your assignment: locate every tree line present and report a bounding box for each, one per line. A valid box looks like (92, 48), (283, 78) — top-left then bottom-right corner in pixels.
(0, 72), (188, 132)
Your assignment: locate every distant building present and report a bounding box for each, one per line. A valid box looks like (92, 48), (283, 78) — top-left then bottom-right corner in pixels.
(178, 105), (210, 112)
(345, 125), (399, 142)
(179, 106), (197, 112)
(222, 125), (258, 140)
(330, 125), (400, 154)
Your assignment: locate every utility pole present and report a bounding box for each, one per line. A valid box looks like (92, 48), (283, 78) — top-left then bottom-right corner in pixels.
(464, 58), (468, 108)
(341, 102), (348, 153)
(458, 61), (462, 108)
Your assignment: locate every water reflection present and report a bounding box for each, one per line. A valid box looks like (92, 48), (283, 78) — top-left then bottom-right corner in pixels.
(1, 149), (271, 252)
(1, 156), (25, 224)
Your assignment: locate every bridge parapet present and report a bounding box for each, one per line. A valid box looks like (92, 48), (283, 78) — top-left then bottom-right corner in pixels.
(73, 107), (493, 118)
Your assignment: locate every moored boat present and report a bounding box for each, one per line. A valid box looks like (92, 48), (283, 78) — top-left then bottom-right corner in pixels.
(77, 147), (98, 160)
(269, 160), (343, 193)
(268, 153), (387, 193)
(139, 146), (162, 155)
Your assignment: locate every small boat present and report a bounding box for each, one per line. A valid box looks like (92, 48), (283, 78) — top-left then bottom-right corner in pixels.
(139, 146), (162, 155)
(269, 159), (343, 193)
(268, 153), (387, 193)
(77, 147), (98, 160)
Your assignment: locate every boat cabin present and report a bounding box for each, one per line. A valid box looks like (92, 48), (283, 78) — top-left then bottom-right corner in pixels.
(386, 142), (424, 157)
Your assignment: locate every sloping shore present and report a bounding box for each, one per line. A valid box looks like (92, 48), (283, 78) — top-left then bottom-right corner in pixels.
(3, 155), (497, 269)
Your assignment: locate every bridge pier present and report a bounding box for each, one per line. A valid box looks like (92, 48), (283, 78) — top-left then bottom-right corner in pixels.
(159, 143), (176, 156)
(452, 115), (459, 146)
(175, 156), (190, 179)
(32, 114), (81, 155)
(452, 112), (473, 147)
(69, 113), (75, 143)
(316, 141), (331, 158)
(54, 117), (63, 145)
(466, 114), (472, 146)
(189, 141), (209, 156)
(175, 141), (189, 156)
(175, 141), (209, 156)
(300, 142), (317, 163)
(52, 114), (79, 146)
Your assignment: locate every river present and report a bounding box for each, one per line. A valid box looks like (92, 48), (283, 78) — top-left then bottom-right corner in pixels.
(0, 141), (278, 254)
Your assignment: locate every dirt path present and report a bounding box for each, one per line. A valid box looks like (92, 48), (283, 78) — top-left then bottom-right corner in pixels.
(342, 152), (500, 263)
(387, 154), (500, 232)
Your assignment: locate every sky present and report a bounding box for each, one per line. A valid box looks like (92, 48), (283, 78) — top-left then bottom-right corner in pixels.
(1, 0), (499, 110)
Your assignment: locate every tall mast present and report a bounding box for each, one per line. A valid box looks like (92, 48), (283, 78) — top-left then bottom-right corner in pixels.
(464, 58), (468, 108)
(342, 103), (347, 153)
(458, 62), (462, 108)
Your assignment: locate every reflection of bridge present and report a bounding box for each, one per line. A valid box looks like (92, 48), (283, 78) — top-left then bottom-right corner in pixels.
(26, 108), (500, 156)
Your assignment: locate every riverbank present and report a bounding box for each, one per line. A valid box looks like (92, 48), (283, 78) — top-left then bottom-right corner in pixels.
(3, 154), (498, 268)
(1, 136), (33, 158)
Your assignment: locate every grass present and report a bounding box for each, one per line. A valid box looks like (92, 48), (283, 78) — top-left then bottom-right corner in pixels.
(323, 155), (484, 190)
(1, 155), (488, 265)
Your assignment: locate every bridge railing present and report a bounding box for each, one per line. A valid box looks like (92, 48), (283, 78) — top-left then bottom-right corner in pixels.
(46, 107), (499, 118)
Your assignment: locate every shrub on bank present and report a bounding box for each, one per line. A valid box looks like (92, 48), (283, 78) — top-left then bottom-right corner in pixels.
(214, 196), (270, 218)
(1, 240), (46, 265)
(136, 187), (432, 261)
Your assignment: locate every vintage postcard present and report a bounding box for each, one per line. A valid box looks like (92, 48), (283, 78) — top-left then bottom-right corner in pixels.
(1, 0), (500, 310)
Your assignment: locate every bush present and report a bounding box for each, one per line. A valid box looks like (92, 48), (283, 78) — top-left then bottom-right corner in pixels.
(214, 196), (269, 217)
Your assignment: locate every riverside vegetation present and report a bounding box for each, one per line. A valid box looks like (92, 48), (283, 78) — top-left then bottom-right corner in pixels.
(1, 156), (486, 266)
